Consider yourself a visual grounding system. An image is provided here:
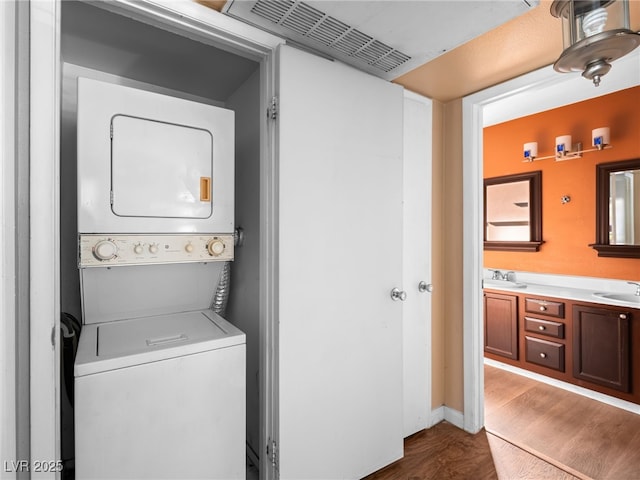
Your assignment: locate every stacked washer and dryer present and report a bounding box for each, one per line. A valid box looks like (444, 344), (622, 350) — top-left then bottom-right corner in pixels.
(74, 78), (245, 479)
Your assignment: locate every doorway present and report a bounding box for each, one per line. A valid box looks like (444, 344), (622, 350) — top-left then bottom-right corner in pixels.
(28, 1), (281, 476)
(462, 49), (640, 433)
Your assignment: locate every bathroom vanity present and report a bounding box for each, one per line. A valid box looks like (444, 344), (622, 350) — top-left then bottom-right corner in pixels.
(484, 279), (640, 405)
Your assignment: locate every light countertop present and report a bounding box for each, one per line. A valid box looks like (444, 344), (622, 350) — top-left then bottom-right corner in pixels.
(482, 270), (640, 310)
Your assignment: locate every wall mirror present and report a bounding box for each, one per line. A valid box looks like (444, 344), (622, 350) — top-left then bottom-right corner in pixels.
(484, 171), (543, 252)
(592, 158), (640, 258)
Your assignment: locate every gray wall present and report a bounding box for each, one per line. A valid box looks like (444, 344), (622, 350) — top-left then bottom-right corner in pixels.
(226, 69), (262, 459)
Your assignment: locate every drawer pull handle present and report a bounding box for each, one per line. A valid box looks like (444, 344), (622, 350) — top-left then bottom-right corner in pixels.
(539, 306), (547, 311)
(538, 325), (546, 331)
(539, 352), (547, 359)
(620, 314), (627, 320)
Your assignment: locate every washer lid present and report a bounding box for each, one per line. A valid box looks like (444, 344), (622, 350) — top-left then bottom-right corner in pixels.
(99, 310), (225, 357)
(75, 309), (245, 377)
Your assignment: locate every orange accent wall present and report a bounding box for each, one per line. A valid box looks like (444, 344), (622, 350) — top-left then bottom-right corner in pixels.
(483, 86), (640, 280)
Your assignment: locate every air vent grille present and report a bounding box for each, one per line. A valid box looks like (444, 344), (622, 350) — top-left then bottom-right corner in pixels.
(251, 0), (294, 23)
(249, 0), (412, 73)
(307, 16), (349, 46)
(281, 2), (324, 35)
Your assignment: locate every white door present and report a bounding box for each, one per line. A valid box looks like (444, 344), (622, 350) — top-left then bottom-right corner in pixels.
(276, 45), (404, 480)
(402, 92), (432, 437)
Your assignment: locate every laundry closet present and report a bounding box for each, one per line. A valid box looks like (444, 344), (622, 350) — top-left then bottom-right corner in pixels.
(44, 1), (433, 479)
(59, 2), (266, 476)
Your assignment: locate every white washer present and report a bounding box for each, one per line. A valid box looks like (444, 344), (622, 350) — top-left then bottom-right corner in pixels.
(74, 309), (245, 480)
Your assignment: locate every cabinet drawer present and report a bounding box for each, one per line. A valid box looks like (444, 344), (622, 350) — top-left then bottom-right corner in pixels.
(524, 316), (565, 339)
(525, 336), (565, 371)
(525, 298), (565, 318)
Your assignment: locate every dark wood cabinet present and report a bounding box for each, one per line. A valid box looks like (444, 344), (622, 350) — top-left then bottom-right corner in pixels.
(524, 316), (565, 339)
(521, 297), (568, 374)
(573, 305), (631, 393)
(484, 292), (518, 360)
(484, 288), (640, 405)
(524, 297), (565, 318)
(525, 336), (565, 371)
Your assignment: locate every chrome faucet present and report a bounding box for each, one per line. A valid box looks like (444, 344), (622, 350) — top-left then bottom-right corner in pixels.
(628, 281), (640, 296)
(489, 269), (513, 281)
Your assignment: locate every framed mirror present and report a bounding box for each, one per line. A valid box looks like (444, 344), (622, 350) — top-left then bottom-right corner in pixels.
(484, 171), (543, 252)
(591, 158), (640, 258)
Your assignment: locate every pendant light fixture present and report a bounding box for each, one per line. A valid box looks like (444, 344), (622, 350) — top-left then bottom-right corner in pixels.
(551, 0), (640, 86)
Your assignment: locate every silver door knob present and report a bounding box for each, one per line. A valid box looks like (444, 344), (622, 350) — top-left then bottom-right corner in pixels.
(390, 288), (407, 301)
(418, 281), (433, 293)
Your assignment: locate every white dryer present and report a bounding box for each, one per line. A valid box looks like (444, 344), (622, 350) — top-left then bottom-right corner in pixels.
(76, 77), (234, 235)
(74, 78), (244, 479)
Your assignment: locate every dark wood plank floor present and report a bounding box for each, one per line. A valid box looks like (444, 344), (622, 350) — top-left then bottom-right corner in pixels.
(365, 365), (640, 479)
(363, 421), (578, 480)
(363, 421), (499, 480)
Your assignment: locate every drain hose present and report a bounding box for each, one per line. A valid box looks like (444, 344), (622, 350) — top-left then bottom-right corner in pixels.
(211, 228), (243, 318)
(212, 261), (231, 318)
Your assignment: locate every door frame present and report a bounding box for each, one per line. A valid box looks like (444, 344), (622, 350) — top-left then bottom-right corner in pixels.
(30, 0), (62, 468)
(402, 90), (432, 437)
(462, 50), (640, 434)
(1, 0), (20, 471)
(28, 1), (283, 477)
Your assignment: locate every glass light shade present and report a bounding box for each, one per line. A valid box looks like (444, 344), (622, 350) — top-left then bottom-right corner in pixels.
(550, 0), (640, 86)
(556, 135), (572, 154)
(592, 127), (610, 147)
(554, 1), (628, 48)
(523, 142), (538, 160)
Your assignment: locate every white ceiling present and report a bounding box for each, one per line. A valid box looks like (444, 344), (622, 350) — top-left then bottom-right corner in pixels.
(224, 0), (539, 80)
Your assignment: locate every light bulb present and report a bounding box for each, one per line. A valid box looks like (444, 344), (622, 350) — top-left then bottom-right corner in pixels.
(582, 7), (608, 37)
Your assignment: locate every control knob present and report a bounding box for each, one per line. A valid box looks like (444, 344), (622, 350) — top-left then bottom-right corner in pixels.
(185, 243), (194, 253)
(149, 243), (159, 255)
(207, 238), (225, 257)
(134, 243), (143, 255)
(93, 239), (117, 261)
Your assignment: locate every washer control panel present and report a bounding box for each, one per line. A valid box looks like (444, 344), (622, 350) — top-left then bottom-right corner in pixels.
(79, 234), (234, 267)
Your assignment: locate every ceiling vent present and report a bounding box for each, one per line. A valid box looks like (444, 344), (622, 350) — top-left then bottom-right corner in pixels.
(224, 0), (538, 81)
(248, 0), (411, 74)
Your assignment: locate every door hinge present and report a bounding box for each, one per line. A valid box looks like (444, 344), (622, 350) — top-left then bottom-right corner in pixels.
(267, 96), (278, 120)
(266, 438), (278, 469)
(110, 123), (113, 139)
(110, 190), (114, 205)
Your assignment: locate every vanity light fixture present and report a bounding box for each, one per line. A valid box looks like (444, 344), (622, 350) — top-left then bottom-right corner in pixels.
(523, 142), (539, 161)
(592, 126), (610, 149)
(555, 135), (582, 160)
(550, 0), (640, 87)
(522, 126), (612, 162)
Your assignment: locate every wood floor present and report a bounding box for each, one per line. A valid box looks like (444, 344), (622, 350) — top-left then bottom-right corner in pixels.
(485, 365), (640, 479)
(364, 365), (640, 480)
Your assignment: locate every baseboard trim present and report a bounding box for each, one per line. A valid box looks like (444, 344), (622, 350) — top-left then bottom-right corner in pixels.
(430, 406), (464, 429)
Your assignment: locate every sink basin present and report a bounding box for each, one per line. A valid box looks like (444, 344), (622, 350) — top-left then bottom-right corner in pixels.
(593, 292), (640, 304)
(483, 279), (527, 289)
